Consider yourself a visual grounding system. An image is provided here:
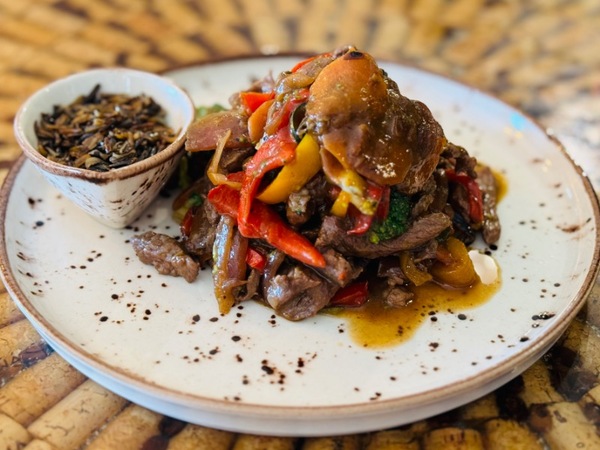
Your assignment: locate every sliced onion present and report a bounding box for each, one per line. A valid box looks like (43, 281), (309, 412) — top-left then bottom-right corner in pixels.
(207, 129), (242, 189)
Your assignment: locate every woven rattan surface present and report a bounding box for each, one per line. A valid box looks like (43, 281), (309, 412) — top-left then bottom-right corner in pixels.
(1, 0), (600, 448)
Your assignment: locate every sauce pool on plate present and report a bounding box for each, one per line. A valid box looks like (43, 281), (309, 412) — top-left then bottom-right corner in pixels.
(330, 265), (501, 348)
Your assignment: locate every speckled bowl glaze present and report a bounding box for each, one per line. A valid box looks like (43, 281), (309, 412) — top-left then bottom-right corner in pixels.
(13, 68), (195, 228)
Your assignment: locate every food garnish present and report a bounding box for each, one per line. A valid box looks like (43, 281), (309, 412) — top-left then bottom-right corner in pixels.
(34, 84), (177, 171)
(132, 46), (502, 321)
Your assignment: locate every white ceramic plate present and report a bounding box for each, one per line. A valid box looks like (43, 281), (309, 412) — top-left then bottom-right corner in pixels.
(2, 56), (599, 437)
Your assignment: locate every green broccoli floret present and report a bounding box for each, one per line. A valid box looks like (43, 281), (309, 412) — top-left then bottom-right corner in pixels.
(369, 190), (411, 244)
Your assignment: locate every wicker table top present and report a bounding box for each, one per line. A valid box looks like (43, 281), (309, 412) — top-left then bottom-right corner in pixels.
(1, 1), (600, 449)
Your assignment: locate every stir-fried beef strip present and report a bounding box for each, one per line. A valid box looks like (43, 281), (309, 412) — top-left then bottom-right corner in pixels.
(383, 286), (414, 308)
(476, 165), (502, 245)
(181, 197), (220, 267)
(218, 147), (255, 173)
(377, 257), (408, 285)
(439, 143), (478, 176)
(185, 110), (250, 151)
(261, 249), (287, 300)
(315, 247), (365, 287)
(316, 213), (452, 259)
(131, 231), (200, 283)
(286, 187), (314, 226)
(285, 174), (330, 226)
(265, 265), (339, 321)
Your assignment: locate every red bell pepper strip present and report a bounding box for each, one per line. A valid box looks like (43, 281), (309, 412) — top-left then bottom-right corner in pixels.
(238, 128), (297, 237)
(239, 91), (275, 114)
(445, 169), (484, 223)
(265, 88), (309, 135)
(246, 247), (267, 272)
(180, 206), (195, 237)
(207, 184), (326, 268)
(347, 184), (389, 235)
(329, 280), (369, 307)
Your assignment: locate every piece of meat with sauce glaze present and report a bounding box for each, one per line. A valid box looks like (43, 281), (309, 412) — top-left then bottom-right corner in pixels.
(316, 213), (452, 259)
(265, 265), (339, 321)
(131, 231), (200, 283)
(181, 198), (220, 267)
(306, 48), (447, 194)
(185, 110), (251, 152)
(476, 165), (501, 244)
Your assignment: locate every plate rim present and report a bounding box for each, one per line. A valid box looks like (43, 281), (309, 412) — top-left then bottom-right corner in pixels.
(2, 55), (600, 435)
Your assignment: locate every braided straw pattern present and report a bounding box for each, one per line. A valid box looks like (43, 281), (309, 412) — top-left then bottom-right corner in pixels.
(1, 0), (600, 448)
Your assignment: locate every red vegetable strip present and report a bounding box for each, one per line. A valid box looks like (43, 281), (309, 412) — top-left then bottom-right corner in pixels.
(346, 184), (388, 235)
(265, 88), (309, 135)
(180, 207), (195, 237)
(239, 91), (275, 114)
(246, 247), (267, 272)
(238, 128), (296, 237)
(329, 281), (369, 307)
(208, 184), (326, 268)
(248, 203), (325, 268)
(446, 169), (484, 223)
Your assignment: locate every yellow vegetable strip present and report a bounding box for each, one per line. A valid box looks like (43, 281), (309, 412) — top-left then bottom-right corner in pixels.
(257, 134), (322, 204)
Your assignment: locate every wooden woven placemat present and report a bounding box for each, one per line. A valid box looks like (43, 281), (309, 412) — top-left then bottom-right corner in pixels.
(1, 1), (600, 449)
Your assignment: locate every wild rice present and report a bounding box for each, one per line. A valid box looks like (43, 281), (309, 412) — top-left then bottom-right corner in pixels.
(34, 84), (177, 171)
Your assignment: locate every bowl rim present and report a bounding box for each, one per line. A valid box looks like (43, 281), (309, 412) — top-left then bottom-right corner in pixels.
(13, 67), (195, 183)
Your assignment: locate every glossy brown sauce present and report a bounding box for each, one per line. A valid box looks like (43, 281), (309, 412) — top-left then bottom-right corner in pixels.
(495, 169), (508, 201)
(328, 278), (500, 348)
(327, 170), (506, 349)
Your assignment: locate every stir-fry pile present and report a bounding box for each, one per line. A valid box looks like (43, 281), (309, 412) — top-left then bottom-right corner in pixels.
(132, 46), (501, 321)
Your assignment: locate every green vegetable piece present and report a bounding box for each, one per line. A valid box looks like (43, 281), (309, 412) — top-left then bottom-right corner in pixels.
(172, 192), (203, 224)
(369, 190), (411, 244)
(195, 103), (226, 118)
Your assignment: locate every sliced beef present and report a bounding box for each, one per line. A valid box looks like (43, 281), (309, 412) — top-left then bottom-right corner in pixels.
(476, 165), (501, 244)
(410, 176), (436, 217)
(377, 257), (407, 286)
(185, 110), (250, 152)
(218, 147), (254, 173)
(241, 269), (261, 302)
(452, 210), (476, 246)
(430, 171), (449, 213)
(182, 199), (220, 267)
(412, 239), (439, 263)
(439, 142), (478, 177)
(286, 187), (313, 226)
(316, 213), (452, 259)
(316, 247), (364, 287)
(383, 286), (414, 308)
(266, 266), (338, 321)
(449, 180), (471, 222)
(131, 231), (199, 283)
(286, 173), (330, 226)
(261, 249), (286, 300)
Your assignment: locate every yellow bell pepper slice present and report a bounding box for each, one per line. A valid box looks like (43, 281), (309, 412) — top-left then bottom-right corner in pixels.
(400, 251), (432, 286)
(430, 237), (478, 288)
(257, 134), (322, 204)
(337, 168), (378, 216)
(321, 148), (378, 217)
(331, 191), (351, 217)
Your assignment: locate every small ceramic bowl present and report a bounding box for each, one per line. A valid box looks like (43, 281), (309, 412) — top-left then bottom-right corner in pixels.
(13, 68), (195, 228)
